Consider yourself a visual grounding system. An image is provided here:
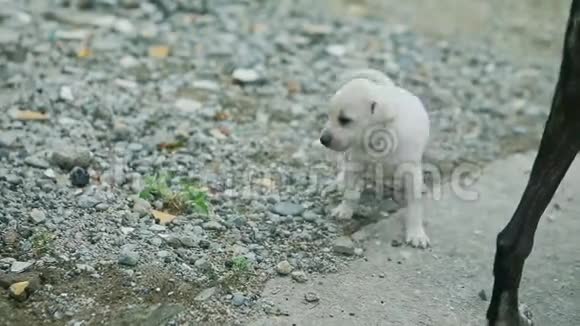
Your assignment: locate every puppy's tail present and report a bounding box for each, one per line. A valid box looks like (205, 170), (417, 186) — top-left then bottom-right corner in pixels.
(338, 68), (394, 88)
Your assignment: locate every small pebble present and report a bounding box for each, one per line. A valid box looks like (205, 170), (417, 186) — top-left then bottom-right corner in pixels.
(304, 292), (319, 303)
(118, 251), (140, 267)
(203, 221), (225, 231)
(10, 261), (33, 273)
(391, 239), (403, 247)
(195, 287), (216, 302)
(478, 289), (488, 301)
(231, 292), (246, 306)
(276, 260), (293, 275)
(291, 271), (308, 283)
(333, 236), (355, 256)
(271, 202), (305, 216)
(29, 208), (46, 224)
(232, 68), (261, 84)
(326, 44), (346, 57)
(133, 198), (152, 217)
(70, 166), (89, 187)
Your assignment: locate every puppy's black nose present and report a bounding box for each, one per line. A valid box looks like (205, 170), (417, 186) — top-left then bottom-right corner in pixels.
(320, 133), (332, 147)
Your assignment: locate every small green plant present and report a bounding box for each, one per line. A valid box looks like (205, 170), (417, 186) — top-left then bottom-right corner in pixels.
(30, 231), (55, 256)
(139, 173), (172, 201)
(219, 256), (254, 292)
(183, 184), (211, 215)
(231, 256), (251, 273)
(139, 172), (212, 216)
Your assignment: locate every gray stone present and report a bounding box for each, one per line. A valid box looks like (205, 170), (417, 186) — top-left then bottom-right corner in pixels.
(10, 261), (33, 273)
(175, 98), (201, 113)
(133, 198), (152, 217)
(232, 68), (261, 84)
(107, 303), (184, 326)
(275, 260), (293, 275)
(194, 287), (216, 302)
(25, 155), (50, 169)
(50, 147), (92, 170)
(291, 271), (308, 283)
(113, 122), (132, 141)
(194, 257), (211, 270)
(203, 221), (224, 231)
(271, 202), (305, 216)
(76, 264), (95, 273)
(78, 195), (101, 208)
(101, 165), (126, 186)
(118, 251), (140, 266)
(150, 237), (163, 246)
(325, 44), (346, 57)
(149, 225), (166, 232)
(302, 211), (319, 222)
(0, 28), (18, 45)
(333, 236), (355, 256)
(179, 236), (197, 248)
(59, 86), (74, 102)
(157, 251), (171, 260)
(0, 258), (16, 265)
(304, 292), (319, 303)
(127, 143), (144, 152)
(95, 203), (109, 211)
(5, 174), (22, 185)
(0, 131), (18, 147)
(231, 292), (246, 306)
(478, 289), (488, 301)
(165, 235), (182, 248)
(192, 80), (220, 92)
(29, 209), (46, 224)
(121, 227), (135, 235)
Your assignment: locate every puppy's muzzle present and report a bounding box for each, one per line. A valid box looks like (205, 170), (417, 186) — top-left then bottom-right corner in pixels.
(319, 131), (332, 147)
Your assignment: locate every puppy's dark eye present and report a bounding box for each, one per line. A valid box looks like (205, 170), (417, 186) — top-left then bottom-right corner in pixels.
(338, 116), (352, 125)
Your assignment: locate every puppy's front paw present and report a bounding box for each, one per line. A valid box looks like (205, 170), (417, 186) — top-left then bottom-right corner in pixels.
(332, 203), (354, 220)
(405, 227), (430, 249)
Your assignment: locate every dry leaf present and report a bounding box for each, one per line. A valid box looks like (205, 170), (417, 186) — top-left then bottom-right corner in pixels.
(77, 47), (92, 58)
(346, 4), (369, 17)
(13, 110), (49, 121)
(302, 23), (332, 36)
(149, 45), (170, 58)
(157, 140), (186, 151)
(286, 80), (301, 95)
(152, 210), (176, 225)
(209, 129), (225, 140)
(209, 127), (230, 139)
(214, 112), (229, 121)
(77, 32), (94, 58)
(252, 23), (268, 33)
(217, 126), (231, 137)
(254, 177), (276, 191)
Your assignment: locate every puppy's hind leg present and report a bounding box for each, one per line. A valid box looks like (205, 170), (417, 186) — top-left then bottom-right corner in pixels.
(395, 161), (430, 248)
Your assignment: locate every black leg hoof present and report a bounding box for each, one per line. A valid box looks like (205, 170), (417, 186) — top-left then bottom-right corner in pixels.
(490, 304), (533, 326)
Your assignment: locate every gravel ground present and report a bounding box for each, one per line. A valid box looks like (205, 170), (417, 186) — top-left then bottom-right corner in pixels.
(0, 0), (562, 325)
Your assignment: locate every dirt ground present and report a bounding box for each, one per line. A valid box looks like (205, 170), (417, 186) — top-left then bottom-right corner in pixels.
(1, 0), (576, 325)
(328, 0), (570, 66)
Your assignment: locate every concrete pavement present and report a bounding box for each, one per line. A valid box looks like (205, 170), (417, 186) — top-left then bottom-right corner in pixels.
(247, 152), (580, 326)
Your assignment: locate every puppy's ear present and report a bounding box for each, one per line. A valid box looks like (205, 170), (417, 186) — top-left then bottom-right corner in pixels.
(373, 99), (396, 123)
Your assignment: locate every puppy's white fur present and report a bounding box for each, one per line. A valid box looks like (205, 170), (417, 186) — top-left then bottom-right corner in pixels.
(319, 68), (430, 248)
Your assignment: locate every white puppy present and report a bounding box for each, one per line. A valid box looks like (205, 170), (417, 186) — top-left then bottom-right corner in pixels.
(319, 68), (431, 248)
